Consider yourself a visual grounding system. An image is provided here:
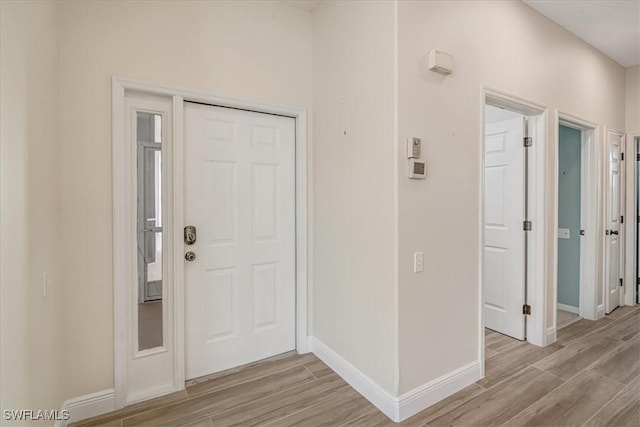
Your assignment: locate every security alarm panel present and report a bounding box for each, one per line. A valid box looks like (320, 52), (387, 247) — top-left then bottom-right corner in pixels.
(408, 159), (426, 179)
(407, 137), (426, 179)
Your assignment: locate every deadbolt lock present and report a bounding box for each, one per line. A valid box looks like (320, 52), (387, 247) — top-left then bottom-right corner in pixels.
(185, 251), (196, 262)
(184, 226), (196, 245)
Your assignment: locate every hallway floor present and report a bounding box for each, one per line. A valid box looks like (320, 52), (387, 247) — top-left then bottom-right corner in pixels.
(557, 308), (581, 330)
(73, 305), (639, 427)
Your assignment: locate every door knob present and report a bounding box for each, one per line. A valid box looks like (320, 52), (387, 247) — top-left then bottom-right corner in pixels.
(611, 230), (619, 235)
(185, 251), (196, 262)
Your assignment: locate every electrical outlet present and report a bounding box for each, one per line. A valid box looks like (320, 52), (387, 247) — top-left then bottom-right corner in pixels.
(414, 252), (424, 273)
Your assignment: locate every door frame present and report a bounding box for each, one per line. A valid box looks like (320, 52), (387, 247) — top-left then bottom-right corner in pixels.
(479, 87), (548, 363)
(553, 112), (600, 323)
(625, 132), (640, 307)
(112, 77), (309, 409)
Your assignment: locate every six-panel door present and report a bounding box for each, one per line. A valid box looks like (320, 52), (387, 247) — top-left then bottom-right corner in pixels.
(184, 103), (296, 379)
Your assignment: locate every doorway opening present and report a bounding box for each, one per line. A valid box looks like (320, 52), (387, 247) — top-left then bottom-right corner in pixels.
(480, 88), (547, 352)
(553, 113), (599, 329)
(556, 124), (583, 329)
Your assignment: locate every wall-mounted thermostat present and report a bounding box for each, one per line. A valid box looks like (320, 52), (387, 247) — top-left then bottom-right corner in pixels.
(407, 137), (421, 159)
(408, 159), (426, 179)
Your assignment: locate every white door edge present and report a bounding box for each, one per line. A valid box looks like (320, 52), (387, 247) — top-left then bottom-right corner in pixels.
(112, 77), (309, 409)
(604, 127), (625, 314)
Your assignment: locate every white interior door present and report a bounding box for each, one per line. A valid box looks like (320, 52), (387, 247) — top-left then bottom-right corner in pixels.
(484, 117), (526, 339)
(184, 102), (296, 380)
(605, 130), (623, 314)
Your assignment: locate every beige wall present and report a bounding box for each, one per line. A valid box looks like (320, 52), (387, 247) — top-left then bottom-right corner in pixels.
(312, 0), (398, 393)
(626, 66), (640, 134)
(396, 0), (625, 394)
(58, 0), (312, 399)
(0, 0), (64, 422)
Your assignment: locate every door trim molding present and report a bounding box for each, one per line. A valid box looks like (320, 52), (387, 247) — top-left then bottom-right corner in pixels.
(112, 77), (309, 410)
(555, 112), (600, 322)
(480, 87), (548, 352)
(625, 132), (639, 307)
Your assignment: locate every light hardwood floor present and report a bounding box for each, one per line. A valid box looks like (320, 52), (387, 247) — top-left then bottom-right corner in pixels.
(73, 305), (640, 427)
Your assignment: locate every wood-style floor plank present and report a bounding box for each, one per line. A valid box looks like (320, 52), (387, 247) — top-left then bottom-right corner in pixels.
(71, 391), (188, 427)
(556, 316), (613, 345)
(339, 410), (398, 427)
(427, 367), (563, 427)
(533, 333), (624, 380)
(122, 365), (314, 427)
(271, 386), (377, 427)
(209, 373), (347, 427)
(589, 335), (640, 385)
(484, 329), (522, 353)
(478, 341), (563, 388)
(74, 305), (640, 427)
(186, 352), (317, 398)
(503, 370), (624, 426)
(304, 358), (335, 379)
(583, 377), (640, 427)
(400, 383), (486, 426)
(597, 308), (640, 342)
(604, 305), (638, 320)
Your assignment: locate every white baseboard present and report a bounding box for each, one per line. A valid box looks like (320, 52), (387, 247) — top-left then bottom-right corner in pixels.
(55, 389), (115, 427)
(309, 336), (481, 422)
(309, 337), (398, 420)
(596, 304), (605, 319)
(557, 303), (579, 314)
(395, 360), (481, 421)
(545, 327), (557, 345)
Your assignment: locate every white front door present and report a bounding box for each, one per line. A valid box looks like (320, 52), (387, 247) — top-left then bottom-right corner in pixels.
(484, 117), (526, 340)
(605, 130), (623, 314)
(184, 102), (296, 380)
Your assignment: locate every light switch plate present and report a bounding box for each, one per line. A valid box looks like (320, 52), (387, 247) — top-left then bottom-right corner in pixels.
(558, 228), (570, 239)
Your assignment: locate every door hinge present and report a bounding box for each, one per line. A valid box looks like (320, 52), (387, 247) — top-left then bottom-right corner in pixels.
(523, 136), (532, 147)
(523, 304), (532, 315)
(621, 215), (624, 224)
(621, 152), (624, 161)
(636, 153), (640, 161)
(523, 220), (532, 231)
(637, 277), (640, 285)
(620, 278), (623, 287)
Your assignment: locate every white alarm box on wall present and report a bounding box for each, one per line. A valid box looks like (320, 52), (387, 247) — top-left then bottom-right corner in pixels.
(428, 50), (454, 75)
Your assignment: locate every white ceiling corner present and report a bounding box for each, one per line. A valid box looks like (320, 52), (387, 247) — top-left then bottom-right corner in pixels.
(523, 0), (640, 68)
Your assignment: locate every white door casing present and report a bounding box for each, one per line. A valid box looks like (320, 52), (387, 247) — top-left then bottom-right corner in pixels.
(605, 129), (624, 314)
(183, 102), (296, 379)
(115, 77), (308, 410)
(483, 117), (526, 340)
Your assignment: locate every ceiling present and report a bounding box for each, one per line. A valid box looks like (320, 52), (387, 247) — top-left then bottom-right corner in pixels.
(523, 0), (640, 68)
(281, 1), (639, 68)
